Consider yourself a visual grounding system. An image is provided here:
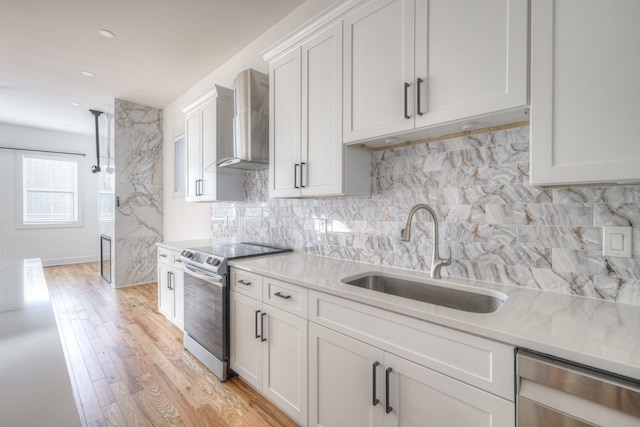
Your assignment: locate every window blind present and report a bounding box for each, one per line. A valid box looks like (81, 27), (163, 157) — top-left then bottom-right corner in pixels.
(23, 156), (78, 224)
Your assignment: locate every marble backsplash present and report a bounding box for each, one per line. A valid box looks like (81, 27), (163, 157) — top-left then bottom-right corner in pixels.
(211, 126), (640, 306)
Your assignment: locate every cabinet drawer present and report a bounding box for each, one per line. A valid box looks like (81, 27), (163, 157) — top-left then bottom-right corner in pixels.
(309, 290), (515, 401)
(230, 269), (263, 299)
(263, 277), (308, 318)
(157, 247), (172, 265)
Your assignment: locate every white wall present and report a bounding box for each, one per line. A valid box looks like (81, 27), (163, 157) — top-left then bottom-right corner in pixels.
(0, 123), (99, 265)
(162, 0), (337, 241)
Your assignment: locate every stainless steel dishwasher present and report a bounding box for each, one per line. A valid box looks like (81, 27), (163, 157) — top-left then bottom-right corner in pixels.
(517, 349), (640, 426)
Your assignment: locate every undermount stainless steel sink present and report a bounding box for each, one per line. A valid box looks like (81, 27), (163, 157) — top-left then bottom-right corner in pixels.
(341, 273), (506, 313)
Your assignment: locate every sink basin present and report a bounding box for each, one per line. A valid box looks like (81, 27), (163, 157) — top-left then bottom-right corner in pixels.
(341, 273), (506, 313)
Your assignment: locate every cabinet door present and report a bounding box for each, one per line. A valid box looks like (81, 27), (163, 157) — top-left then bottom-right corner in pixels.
(343, 0), (415, 143)
(157, 263), (173, 319)
(171, 267), (184, 329)
(530, 0), (640, 185)
(269, 48), (302, 198)
(198, 98), (218, 201)
(309, 323), (384, 427)
(184, 108), (202, 202)
(301, 21), (344, 197)
(229, 291), (263, 390)
(262, 305), (308, 426)
(414, 0), (528, 128)
(384, 352), (513, 427)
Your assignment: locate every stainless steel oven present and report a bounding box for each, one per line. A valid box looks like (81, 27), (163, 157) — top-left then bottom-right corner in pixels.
(180, 243), (290, 381)
(182, 263), (228, 380)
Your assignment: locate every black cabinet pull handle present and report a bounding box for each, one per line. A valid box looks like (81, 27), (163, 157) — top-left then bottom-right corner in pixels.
(294, 164), (300, 188)
(274, 292), (291, 300)
(170, 272), (174, 290)
(417, 78), (424, 116)
(403, 82), (410, 119)
(385, 367), (393, 414)
(260, 312), (267, 342)
(255, 310), (261, 339)
(160, 253), (168, 258)
(300, 162), (306, 188)
(372, 361), (380, 406)
(238, 280), (251, 286)
(167, 271), (171, 290)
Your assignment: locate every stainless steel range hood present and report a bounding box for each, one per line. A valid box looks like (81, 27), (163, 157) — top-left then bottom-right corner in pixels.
(217, 69), (269, 170)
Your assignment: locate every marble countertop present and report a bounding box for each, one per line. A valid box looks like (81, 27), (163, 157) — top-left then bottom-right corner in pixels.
(0, 259), (81, 426)
(227, 252), (640, 381)
(156, 238), (212, 251)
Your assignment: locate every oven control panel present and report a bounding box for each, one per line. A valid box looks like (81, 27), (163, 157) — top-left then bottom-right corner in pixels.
(180, 249), (226, 274)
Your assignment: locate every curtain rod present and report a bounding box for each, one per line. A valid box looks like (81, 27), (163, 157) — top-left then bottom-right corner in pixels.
(0, 146), (86, 157)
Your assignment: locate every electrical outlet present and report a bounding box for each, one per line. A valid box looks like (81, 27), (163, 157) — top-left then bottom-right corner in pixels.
(603, 226), (632, 258)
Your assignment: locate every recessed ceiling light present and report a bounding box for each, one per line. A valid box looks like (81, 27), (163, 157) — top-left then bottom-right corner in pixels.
(70, 102), (81, 107)
(98, 29), (115, 39)
(81, 71), (95, 77)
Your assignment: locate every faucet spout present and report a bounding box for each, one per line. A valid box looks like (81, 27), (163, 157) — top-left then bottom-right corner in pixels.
(400, 204), (451, 279)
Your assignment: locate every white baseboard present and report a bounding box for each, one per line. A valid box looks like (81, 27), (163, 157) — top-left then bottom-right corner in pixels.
(42, 256), (98, 267)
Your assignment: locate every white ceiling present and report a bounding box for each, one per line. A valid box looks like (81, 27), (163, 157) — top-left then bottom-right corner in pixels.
(0, 0), (305, 136)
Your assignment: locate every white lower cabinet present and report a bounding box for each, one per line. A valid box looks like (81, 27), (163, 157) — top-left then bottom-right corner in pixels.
(231, 268), (515, 427)
(309, 323), (384, 427)
(383, 352), (513, 427)
(229, 271), (308, 425)
(309, 324), (512, 427)
(308, 290), (515, 427)
(157, 248), (184, 329)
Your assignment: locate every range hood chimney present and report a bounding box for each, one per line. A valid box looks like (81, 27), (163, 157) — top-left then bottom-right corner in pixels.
(217, 69), (269, 170)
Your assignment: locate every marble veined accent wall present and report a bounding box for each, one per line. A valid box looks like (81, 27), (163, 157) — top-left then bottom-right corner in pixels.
(211, 126), (640, 306)
(99, 99), (163, 288)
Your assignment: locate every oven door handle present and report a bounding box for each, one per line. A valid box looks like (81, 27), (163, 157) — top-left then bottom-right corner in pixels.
(183, 264), (225, 287)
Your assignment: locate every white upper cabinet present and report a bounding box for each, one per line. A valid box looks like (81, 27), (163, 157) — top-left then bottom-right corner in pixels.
(269, 48), (302, 198)
(530, 0), (640, 186)
(343, 0), (416, 142)
(343, 0), (529, 145)
(266, 18), (371, 198)
(414, 0), (528, 127)
(183, 86), (244, 202)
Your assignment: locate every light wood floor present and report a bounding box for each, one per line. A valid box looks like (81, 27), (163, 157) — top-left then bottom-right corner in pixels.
(45, 262), (298, 427)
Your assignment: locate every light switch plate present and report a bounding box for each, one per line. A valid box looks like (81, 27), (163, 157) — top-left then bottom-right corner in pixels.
(603, 226), (632, 257)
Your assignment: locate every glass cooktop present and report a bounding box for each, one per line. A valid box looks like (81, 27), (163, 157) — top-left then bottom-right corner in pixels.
(189, 242), (291, 260)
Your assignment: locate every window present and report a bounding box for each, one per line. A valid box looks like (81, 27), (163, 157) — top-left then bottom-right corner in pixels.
(174, 134), (186, 193)
(98, 172), (115, 222)
(19, 154), (80, 227)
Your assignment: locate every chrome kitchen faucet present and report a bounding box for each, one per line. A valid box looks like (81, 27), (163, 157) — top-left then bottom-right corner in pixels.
(401, 204), (451, 279)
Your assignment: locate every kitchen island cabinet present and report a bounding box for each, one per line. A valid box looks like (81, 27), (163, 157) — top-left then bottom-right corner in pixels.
(0, 259), (81, 427)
